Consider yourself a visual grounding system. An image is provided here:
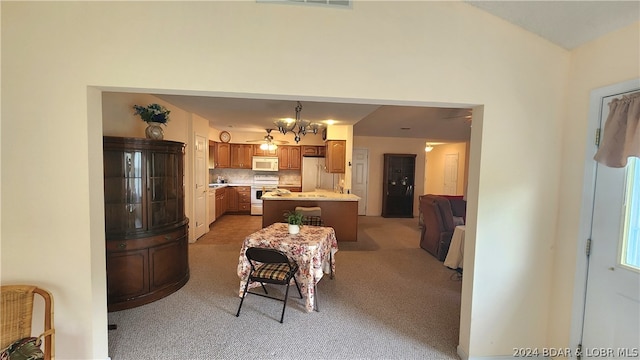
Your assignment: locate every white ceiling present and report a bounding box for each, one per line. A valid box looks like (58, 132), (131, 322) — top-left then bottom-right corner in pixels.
(466, 1), (640, 50)
(155, 1), (639, 142)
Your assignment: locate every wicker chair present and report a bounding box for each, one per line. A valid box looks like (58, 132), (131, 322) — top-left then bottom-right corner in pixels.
(1, 285), (55, 360)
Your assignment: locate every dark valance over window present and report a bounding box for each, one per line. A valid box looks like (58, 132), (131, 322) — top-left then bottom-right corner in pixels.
(594, 91), (640, 168)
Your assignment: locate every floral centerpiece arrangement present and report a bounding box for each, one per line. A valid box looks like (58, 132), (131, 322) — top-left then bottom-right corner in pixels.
(133, 103), (171, 125)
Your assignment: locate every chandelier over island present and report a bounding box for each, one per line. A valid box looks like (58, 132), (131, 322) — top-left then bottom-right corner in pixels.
(273, 101), (324, 143)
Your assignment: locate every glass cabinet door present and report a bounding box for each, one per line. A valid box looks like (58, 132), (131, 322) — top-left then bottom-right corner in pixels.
(148, 152), (183, 228)
(104, 150), (145, 233)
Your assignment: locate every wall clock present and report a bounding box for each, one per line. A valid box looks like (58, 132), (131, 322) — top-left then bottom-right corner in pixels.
(219, 131), (231, 143)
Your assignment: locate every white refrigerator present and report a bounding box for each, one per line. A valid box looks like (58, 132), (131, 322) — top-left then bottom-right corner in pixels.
(302, 157), (336, 192)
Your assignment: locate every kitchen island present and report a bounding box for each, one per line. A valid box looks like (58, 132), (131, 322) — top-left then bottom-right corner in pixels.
(262, 191), (360, 242)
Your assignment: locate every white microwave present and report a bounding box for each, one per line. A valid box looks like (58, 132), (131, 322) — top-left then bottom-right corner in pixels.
(252, 156), (279, 171)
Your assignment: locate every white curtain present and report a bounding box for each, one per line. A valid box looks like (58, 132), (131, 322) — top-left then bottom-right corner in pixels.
(594, 91), (640, 168)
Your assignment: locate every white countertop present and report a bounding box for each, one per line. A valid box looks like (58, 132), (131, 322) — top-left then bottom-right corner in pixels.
(210, 183), (302, 188)
(208, 183), (252, 188)
(262, 191), (360, 201)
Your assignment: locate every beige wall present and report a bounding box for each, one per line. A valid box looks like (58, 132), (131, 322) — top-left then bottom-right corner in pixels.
(2, 1), (632, 359)
(424, 142), (468, 196)
(551, 23), (640, 350)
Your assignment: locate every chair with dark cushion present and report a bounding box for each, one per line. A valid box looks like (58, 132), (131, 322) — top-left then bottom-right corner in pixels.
(302, 216), (324, 226)
(296, 206), (325, 226)
(419, 195), (457, 261)
(236, 247), (303, 323)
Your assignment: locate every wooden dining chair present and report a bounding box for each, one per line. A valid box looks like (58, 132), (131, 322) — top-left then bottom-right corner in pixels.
(236, 247), (303, 323)
(296, 206), (324, 226)
(0, 285), (55, 360)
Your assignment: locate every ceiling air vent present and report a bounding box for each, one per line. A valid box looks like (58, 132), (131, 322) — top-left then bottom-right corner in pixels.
(257, 0), (352, 9)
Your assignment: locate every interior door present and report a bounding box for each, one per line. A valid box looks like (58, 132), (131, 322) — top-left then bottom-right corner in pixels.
(194, 134), (208, 239)
(582, 92), (640, 353)
(352, 148), (368, 215)
(443, 153), (458, 195)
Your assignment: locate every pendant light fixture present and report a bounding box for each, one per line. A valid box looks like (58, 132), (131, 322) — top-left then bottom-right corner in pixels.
(273, 101), (323, 143)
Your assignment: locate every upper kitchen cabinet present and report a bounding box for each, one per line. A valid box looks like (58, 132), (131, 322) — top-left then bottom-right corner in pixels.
(278, 145), (301, 170)
(302, 145), (326, 157)
(212, 142), (231, 168)
(208, 141), (216, 168)
(253, 145), (278, 157)
(325, 140), (346, 173)
(230, 144), (253, 169)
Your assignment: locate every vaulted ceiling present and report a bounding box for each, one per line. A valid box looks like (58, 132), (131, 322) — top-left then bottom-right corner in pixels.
(154, 1), (638, 142)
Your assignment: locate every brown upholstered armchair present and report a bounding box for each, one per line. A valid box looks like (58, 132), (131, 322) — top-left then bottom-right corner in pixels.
(419, 195), (466, 261)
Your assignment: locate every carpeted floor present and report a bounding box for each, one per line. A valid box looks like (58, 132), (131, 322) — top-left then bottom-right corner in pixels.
(107, 215), (462, 360)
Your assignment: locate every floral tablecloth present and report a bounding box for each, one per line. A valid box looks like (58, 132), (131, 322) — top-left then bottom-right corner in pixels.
(237, 222), (338, 312)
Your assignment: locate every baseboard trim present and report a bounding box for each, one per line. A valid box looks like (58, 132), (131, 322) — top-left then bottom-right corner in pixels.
(458, 345), (469, 360)
(457, 346), (551, 360)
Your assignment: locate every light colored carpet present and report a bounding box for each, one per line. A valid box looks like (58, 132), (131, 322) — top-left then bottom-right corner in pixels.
(107, 216), (462, 360)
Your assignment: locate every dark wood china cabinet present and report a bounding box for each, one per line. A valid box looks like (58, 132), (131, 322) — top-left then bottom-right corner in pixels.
(103, 136), (189, 312)
(381, 153), (416, 218)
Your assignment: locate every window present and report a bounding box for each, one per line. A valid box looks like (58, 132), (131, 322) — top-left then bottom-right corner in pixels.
(622, 157), (640, 270)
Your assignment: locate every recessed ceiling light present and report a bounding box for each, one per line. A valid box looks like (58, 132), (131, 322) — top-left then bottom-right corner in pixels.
(326, 119), (336, 125)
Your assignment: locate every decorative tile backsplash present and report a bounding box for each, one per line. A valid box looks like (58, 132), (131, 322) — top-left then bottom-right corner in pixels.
(209, 169), (301, 186)
(278, 170), (302, 186)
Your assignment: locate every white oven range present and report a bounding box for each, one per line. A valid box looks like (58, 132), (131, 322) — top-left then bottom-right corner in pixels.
(250, 174), (279, 216)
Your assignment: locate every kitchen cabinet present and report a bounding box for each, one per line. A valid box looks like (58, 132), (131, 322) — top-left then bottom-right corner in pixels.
(208, 141), (216, 168)
(208, 188), (216, 224)
(302, 145), (325, 157)
(325, 140), (346, 173)
(230, 144), (253, 169)
(278, 145), (301, 170)
(103, 136), (189, 311)
(215, 187), (227, 219)
(213, 142), (231, 168)
(253, 145), (278, 157)
(237, 186), (251, 212)
(227, 186), (239, 212)
(381, 153), (416, 218)
(225, 186), (251, 214)
(262, 196), (359, 241)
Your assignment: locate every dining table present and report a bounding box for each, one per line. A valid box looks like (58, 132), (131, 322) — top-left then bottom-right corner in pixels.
(237, 222), (338, 312)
